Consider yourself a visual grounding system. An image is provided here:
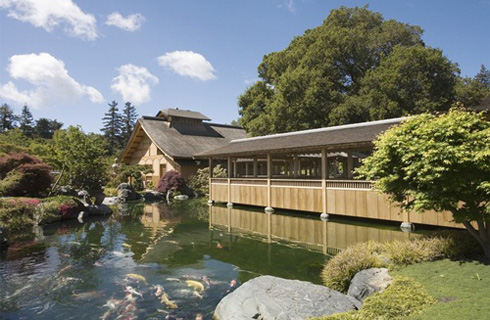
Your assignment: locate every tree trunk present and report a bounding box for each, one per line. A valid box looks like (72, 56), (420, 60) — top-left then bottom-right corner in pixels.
(462, 220), (490, 262)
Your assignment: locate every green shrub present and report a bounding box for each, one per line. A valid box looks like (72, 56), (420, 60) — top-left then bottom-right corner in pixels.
(322, 233), (479, 293)
(103, 187), (118, 197)
(314, 277), (436, 320)
(188, 164), (227, 194)
(0, 197), (40, 230)
(322, 242), (384, 292)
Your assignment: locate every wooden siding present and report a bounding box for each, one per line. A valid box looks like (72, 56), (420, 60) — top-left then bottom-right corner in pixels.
(210, 178), (464, 229)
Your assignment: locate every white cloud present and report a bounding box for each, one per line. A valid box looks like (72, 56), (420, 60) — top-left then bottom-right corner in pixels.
(105, 12), (145, 31)
(0, 53), (104, 108)
(278, 0), (295, 13)
(0, 0), (97, 40)
(111, 64), (159, 105)
(157, 51), (217, 81)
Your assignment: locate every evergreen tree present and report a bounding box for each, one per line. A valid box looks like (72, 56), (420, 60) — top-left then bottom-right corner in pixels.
(19, 105), (35, 137)
(101, 100), (123, 154)
(34, 118), (63, 139)
(121, 101), (138, 143)
(475, 64), (490, 88)
(0, 103), (17, 132)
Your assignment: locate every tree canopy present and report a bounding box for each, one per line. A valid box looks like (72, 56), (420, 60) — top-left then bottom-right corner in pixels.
(238, 6), (487, 136)
(357, 109), (490, 258)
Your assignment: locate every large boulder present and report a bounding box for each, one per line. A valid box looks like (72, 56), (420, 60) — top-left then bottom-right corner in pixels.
(142, 191), (164, 202)
(117, 183), (141, 201)
(215, 275), (360, 320)
(347, 268), (392, 302)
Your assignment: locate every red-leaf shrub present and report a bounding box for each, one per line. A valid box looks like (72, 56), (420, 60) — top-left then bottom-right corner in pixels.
(0, 153), (53, 197)
(156, 170), (186, 194)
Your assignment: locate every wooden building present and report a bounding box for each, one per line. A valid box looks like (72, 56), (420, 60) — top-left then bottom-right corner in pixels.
(119, 108), (247, 186)
(197, 117), (465, 229)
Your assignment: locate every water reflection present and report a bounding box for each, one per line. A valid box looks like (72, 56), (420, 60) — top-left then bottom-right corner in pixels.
(209, 205), (420, 255)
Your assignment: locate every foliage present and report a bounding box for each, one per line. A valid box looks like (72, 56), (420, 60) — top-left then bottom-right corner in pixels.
(101, 100), (124, 154)
(188, 164), (227, 194)
(108, 163), (152, 191)
(0, 103), (17, 132)
(33, 118), (63, 139)
(475, 64), (490, 88)
(0, 197), (39, 230)
(321, 234), (480, 293)
(454, 76), (490, 108)
(156, 170), (186, 194)
(238, 6), (443, 135)
(314, 277), (436, 320)
(38, 195), (83, 221)
(121, 102), (138, 143)
(394, 259), (490, 320)
(357, 109), (490, 257)
(103, 187), (118, 197)
(52, 126), (110, 191)
(0, 153), (52, 197)
(19, 105), (34, 137)
(330, 45), (458, 124)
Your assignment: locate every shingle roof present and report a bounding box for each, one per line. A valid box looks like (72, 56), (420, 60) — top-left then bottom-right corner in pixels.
(197, 117), (406, 157)
(158, 108), (211, 121)
(138, 117), (246, 159)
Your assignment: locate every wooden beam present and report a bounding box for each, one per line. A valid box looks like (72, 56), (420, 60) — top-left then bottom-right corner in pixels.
(321, 148), (327, 216)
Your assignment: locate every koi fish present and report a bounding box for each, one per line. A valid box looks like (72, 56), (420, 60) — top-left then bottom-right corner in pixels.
(125, 293), (137, 304)
(125, 273), (147, 284)
(160, 292), (178, 309)
(154, 285), (164, 297)
(216, 242), (223, 249)
(57, 265), (72, 275)
(196, 314), (203, 320)
(122, 243), (132, 248)
(202, 276), (211, 287)
(125, 286), (143, 298)
(192, 291), (203, 299)
(165, 278), (181, 282)
(72, 291), (103, 300)
(185, 280), (204, 292)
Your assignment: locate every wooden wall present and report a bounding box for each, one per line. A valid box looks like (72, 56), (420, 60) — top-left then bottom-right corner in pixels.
(210, 179), (464, 229)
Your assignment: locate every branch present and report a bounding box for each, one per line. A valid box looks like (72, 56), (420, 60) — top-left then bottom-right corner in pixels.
(462, 221), (483, 246)
(48, 164), (65, 197)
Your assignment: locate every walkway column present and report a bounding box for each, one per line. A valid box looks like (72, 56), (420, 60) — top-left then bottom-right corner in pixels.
(321, 148), (329, 220)
(253, 157), (258, 177)
(347, 151), (353, 179)
(227, 156), (232, 207)
(208, 158), (213, 204)
(265, 153), (274, 212)
(233, 158), (237, 178)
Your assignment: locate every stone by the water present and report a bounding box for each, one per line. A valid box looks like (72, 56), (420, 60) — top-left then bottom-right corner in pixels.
(102, 197), (123, 205)
(348, 268), (392, 302)
(116, 183), (141, 201)
(174, 194), (189, 200)
(215, 275), (360, 320)
(142, 191), (164, 202)
(86, 204), (113, 215)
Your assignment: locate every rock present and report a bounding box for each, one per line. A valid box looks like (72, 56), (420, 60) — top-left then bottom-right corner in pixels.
(86, 204), (113, 215)
(103, 197), (123, 205)
(142, 191), (164, 202)
(174, 194), (189, 200)
(348, 268), (392, 302)
(0, 227), (9, 250)
(117, 183), (141, 201)
(55, 185), (78, 197)
(215, 275), (360, 320)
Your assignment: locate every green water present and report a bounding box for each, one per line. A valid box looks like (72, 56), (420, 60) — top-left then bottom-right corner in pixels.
(0, 199), (416, 319)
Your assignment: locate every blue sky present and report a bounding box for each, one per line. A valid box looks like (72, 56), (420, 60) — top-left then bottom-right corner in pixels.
(0, 0), (489, 133)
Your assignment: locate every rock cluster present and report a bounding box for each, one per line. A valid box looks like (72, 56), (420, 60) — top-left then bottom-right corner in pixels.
(215, 268), (392, 320)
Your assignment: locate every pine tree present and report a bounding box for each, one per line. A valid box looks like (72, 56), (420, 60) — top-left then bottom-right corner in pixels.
(121, 101), (138, 143)
(0, 103), (17, 132)
(475, 64), (490, 88)
(34, 118), (63, 139)
(19, 105), (34, 137)
(101, 100), (123, 154)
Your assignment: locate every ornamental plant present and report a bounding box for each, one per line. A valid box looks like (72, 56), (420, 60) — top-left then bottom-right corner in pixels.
(357, 109), (490, 259)
(156, 170), (186, 195)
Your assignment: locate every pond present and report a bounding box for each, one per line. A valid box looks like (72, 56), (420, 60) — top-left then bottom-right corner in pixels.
(0, 199), (421, 319)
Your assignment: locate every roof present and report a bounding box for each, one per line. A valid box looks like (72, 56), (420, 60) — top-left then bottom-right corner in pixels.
(473, 94), (490, 112)
(197, 117), (406, 157)
(120, 117), (246, 161)
(157, 108), (211, 121)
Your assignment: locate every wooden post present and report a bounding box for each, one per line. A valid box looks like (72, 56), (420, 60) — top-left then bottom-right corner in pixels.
(347, 151), (353, 179)
(253, 157), (258, 177)
(208, 158), (213, 202)
(293, 156), (298, 178)
(233, 158), (237, 178)
(265, 153), (273, 212)
(227, 156), (232, 205)
(321, 148), (328, 219)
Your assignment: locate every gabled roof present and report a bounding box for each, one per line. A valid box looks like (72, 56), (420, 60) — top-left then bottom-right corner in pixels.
(197, 117), (406, 157)
(120, 116), (246, 162)
(156, 108), (211, 121)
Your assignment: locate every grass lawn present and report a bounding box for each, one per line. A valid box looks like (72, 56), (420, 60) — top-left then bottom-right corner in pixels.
(393, 259), (490, 319)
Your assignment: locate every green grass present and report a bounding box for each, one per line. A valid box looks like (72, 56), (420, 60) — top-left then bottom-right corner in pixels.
(393, 259), (490, 319)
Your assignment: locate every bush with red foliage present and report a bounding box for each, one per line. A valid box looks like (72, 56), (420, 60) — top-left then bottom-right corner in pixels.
(156, 170), (186, 194)
(0, 153), (53, 197)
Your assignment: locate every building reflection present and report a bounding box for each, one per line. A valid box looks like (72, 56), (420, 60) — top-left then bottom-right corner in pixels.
(209, 205), (419, 255)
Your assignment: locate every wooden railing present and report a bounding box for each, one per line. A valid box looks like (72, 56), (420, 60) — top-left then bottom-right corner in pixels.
(326, 180), (373, 189)
(211, 178), (228, 184)
(230, 179), (267, 186)
(271, 179), (322, 188)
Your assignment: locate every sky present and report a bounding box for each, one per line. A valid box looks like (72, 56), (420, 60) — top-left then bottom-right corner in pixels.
(0, 0), (489, 133)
